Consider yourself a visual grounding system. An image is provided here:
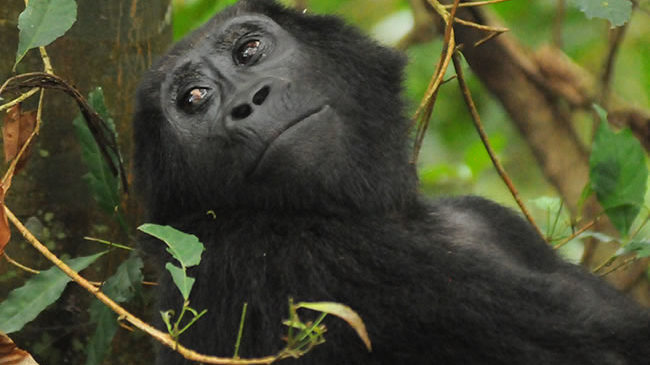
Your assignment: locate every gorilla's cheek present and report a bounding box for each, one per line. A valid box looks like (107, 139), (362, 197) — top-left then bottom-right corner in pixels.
(251, 106), (345, 177)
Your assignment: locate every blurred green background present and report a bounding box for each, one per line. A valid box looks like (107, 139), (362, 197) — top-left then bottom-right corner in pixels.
(173, 0), (649, 211)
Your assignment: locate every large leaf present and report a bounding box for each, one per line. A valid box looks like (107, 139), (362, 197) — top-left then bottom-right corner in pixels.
(73, 88), (120, 215)
(0, 251), (106, 334)
(571, 0), (632, 27)
(85, 253), (143, 365)
(589, 106), (648, 236)
(138, 224), (204, 267)
(15, 0), (77, 67)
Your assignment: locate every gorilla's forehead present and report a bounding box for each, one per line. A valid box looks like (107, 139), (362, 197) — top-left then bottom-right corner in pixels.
(155, 13), (286, 75)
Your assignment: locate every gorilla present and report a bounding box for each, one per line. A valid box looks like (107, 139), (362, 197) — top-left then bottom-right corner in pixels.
(133, 0), (650, 364)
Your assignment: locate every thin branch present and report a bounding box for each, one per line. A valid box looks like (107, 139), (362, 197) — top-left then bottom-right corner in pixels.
(600, 21), (630, 106)
(412, 0), (460, 163)
(3, 253), (40, 274)
(0, 87), (39, 113)
(553, 219), (597, 250)
(3, 205), (299, 364)
(453, 17), (508, 33)
(451, 51), (544, 239)
(443, 0), (511, 8)
(598, 256), (638, 277)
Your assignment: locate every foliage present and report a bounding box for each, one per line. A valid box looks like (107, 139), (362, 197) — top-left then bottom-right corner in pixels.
(85, 252), (143, 365)
(1, 0), (649, 363)
(589, 105), (648, 236)
(571, 0), (632, 27)
(0, 251), (106, 334)
(138, 224), (207, 340)
(73, 87), (127, 232)
(15, 0), (77, 68)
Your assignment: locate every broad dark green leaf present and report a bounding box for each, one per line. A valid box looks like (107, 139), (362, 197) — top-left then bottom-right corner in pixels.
(73, 88), (125, 229)
(138, 224), (205, 267)
(86, 253), (143, 365)
(590, 106), (648, 236)
(571, 0), (632, 27)
(15, 0), (77, 67)
(0, 251), (106, 334)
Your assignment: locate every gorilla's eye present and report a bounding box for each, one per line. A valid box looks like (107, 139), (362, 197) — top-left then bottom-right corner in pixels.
(235, 39), (262, 65)
(178, 87), (211, 112)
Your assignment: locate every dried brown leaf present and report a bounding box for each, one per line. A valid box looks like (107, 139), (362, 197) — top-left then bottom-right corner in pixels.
(0, 332), (39, 365)
(3, 105), (20, 163)
(2, 104), (36, 173)
(0, 184), (9, 256)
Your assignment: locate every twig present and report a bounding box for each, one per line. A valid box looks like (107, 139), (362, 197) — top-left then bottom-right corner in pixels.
(233, 302), (249, 359)
(451, 51), (544, 239)
(0, 87), (39, 112)
(84, 236), (133, 251)
(600, 21), (630, 106)
(553, 219), (596, 250)
(3, 205), (295, 364)
(443, 0), (511, 8)
(598, 256), (637, 277)
(412, 0), (460, 163)
(3, 253), (40, 274)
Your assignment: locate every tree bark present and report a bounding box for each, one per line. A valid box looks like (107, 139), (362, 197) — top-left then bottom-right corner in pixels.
(0, 0), (172, 362)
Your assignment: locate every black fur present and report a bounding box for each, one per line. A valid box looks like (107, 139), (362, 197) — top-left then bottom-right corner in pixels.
(133, 1), (650, 364)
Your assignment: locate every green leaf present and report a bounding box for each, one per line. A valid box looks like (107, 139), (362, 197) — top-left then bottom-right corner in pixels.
(165, 263), (195, 301)
(86, 253), (143, 365)
(138, 224), (205, 268)
(0, 251), (106, 334)
(15, 0), (78, 67)
(589, 105), (648, 236)
(73, 88), (121, 218)
(297, 302), (372, 351)
(571, 0), (632, 27)
(617, 240), (650, 258)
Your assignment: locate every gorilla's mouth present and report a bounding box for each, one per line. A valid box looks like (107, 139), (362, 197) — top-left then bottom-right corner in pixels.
(247, 105), (329, 176)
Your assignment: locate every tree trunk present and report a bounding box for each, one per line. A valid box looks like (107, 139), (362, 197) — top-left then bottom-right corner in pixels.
(0, 0), (172, 363)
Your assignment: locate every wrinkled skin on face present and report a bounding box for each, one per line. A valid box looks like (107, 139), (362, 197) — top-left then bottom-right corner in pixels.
(134, 0), (416, 223)
(133, 1), (650, 365)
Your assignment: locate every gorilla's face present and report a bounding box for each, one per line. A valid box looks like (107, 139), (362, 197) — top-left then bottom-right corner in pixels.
(134, 0), (414, 217)
(159, 14), (346, 183)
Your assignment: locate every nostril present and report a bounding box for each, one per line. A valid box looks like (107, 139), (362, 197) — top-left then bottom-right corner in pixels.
(252, 85), (270, 105)
(231, 104), (253, 120)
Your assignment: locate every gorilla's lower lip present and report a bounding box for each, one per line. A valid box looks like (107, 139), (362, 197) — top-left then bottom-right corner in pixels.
(248, 105), (329, 176)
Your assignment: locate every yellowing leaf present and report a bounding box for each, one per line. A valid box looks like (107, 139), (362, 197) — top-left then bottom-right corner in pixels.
(298, 301), (372, 351)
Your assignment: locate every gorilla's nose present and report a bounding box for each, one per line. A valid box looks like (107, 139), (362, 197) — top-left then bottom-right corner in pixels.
(229, 84), (271, 121)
